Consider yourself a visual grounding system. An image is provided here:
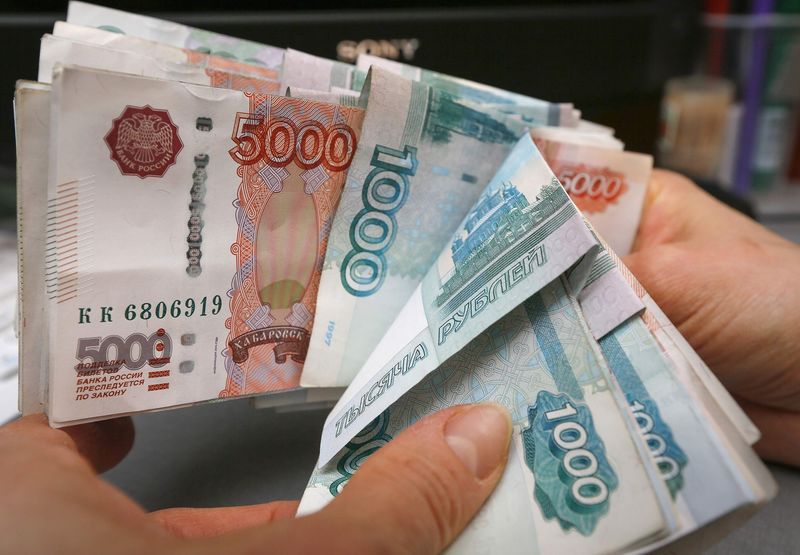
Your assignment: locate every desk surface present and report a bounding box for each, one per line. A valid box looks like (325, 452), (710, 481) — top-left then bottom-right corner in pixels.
(102, 397), (800, 554)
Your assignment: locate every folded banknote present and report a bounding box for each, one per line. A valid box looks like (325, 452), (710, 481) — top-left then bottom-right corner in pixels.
(300, 278), (675, 553)
(315, 134), (600, 464)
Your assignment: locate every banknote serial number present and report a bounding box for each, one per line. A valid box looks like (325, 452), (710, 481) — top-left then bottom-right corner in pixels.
(77, 296), (222, 324)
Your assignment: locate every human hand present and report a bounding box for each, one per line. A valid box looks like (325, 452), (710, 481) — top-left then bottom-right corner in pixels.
(624, 169), (800, 467)
(0, 404), (510, 554)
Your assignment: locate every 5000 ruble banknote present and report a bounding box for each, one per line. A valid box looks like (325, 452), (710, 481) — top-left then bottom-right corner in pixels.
(22, 66), (363, 425)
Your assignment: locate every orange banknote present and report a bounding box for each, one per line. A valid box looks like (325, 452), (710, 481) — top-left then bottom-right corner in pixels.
(223, 95), (364, 395)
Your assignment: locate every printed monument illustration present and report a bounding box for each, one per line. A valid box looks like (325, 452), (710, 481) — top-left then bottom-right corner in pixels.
(423, 90), (517, 145)
(435, 179), (565, 306)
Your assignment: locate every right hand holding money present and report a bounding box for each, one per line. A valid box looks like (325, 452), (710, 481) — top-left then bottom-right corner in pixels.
(0, 405), (511, 555)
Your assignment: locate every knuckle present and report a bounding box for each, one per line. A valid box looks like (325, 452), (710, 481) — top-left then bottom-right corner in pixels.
(654, 168), (697, 191)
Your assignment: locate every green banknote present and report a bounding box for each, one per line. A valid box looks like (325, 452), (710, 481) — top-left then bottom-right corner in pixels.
(302, 67), (525, 388)
(279, 51), (575, 130)
(599, 316), (765, 539)
(355, 54), (578, 127)
(299, 278), (671, 553)
(575, 241), (762, 447)
(315, 133), (598, 467)
(573, 239), (775, 544)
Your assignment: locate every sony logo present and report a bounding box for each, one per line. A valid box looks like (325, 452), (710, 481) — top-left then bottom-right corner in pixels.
(336, 39), (420, 63)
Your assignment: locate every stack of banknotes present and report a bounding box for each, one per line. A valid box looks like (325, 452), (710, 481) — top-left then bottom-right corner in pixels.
(14, 2), (777, 552)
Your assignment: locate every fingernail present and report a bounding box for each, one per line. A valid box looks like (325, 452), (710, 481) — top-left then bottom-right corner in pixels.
(444, 404), (512, 480)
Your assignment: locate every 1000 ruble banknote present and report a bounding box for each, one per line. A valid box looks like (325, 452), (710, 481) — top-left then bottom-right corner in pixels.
(582, 247), (776, 548)
(301, 67), (525, 388)
(315, 134), (600, 465)
(299, 278), (674, 553)
(20, 65), (364, 425)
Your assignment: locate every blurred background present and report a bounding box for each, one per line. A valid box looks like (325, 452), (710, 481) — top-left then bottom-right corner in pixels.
(0, 1), (799, 553)
(1, 1), (798, 233)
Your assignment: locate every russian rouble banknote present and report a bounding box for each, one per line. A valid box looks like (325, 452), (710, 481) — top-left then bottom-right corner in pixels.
(18, 64), (364, 424)
(15, 2), (776, 551)
(301, 277), (674, 554)
(52, 21), (281, 86)
(66, 1), (285, 72)
(39, 33), (280, 93)
(301, 68), (557, 388)
(299, 138), (775, 552)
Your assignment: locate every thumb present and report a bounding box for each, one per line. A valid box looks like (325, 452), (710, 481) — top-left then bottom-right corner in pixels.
(319, 403), (512, 554)
(184, 404), (512, 555)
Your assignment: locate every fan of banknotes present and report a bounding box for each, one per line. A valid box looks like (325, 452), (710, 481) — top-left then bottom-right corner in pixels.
(14, 2), (777, 552)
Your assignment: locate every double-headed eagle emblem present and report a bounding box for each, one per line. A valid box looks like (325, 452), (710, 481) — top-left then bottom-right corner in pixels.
(116, 112), (175, 164)
(105, 105), (182, 178)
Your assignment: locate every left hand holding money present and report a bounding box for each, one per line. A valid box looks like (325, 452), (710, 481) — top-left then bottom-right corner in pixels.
(624, 169), (800, 467)
(0, 404), (511, 554)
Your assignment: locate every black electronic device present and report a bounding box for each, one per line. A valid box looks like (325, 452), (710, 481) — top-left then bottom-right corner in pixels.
(0, 1), (699, 213)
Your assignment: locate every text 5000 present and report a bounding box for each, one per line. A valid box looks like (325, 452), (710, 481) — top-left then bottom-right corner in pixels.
(229, 114), (358, 171)
(124, 296), (222, 321)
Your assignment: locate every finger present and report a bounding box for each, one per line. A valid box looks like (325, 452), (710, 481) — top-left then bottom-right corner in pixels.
(323, 403), (512, 554)
(62, 416), (135, 473)
(151, 501), (299, 539)
(623, 244), (697, 314)
(634, 169), (780, 252)
(179, 403), (511, 555)
(2, 413), (134, 473)
(632, 169), (712, 251)
(737, 399), (800, 468)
